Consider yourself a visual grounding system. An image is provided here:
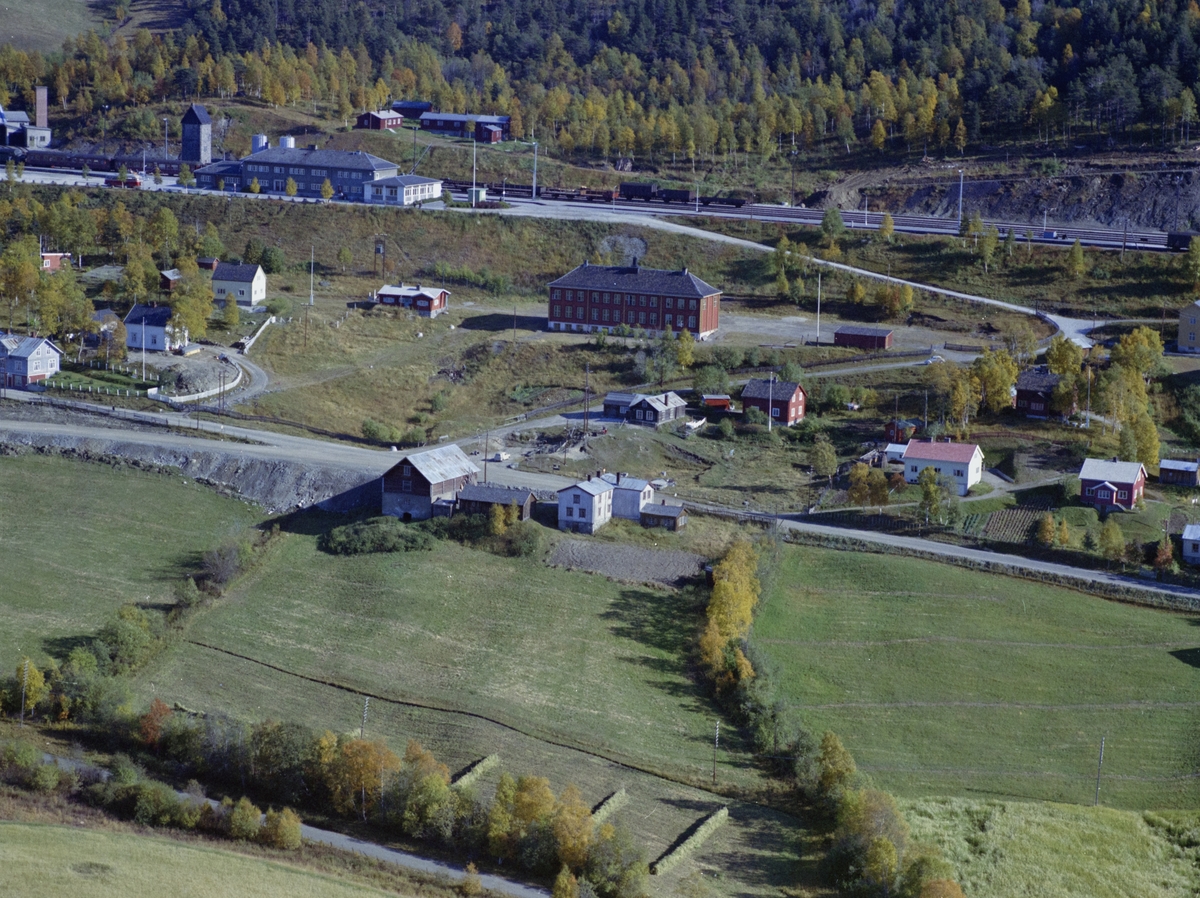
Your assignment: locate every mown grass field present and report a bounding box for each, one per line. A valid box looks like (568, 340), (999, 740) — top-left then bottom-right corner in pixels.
(903, 798), (1198, 898)
(0, 822), (399, 898)
(755, 544), (1200, 809)
(0, 454), (261, 671)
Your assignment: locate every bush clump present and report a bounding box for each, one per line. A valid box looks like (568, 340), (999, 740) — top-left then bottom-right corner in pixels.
(321, 517), (438, 555)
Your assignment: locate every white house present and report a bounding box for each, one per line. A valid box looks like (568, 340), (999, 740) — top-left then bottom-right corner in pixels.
(1183, 524), (1200, 566)
(884, 443), (908, 464)
(901, 439), (984, 496)
(0, 334), (62, 387)
(364, 174), (443, 206)
(600, 472), (654, 520)
(212, 262), (266, 308)
(558, 476), (614, 534)
(124, 304), (188, 353)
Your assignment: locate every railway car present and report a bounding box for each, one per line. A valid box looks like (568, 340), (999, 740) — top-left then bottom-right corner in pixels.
(660, 188), (696, 203)
(104, 173), (142, 188)
(619, 182), (659, 201)
(1167, 231), (1200, 251)
(699, 196), (747, 208)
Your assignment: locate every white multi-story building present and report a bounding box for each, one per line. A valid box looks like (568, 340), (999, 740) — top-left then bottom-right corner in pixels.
(558, 476), (614, 534)
(600, 472), (654, 520)
(901, 440), (984, 496)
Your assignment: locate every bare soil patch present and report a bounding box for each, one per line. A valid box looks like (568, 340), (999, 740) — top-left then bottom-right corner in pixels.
(548, 537), (704, 587)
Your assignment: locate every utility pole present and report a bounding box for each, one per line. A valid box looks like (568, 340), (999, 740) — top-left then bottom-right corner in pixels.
(531, 138), (538, 198)
(1094, 736), (1105, 805)
(163, 117), (169, 161)
(309, 246), (314, 306)
(513, 304), (518, 347)
(484, 429), (490, 481)
(957, 169), (964, 230)
(360, 697), (370, 739)
(141, 316), (146, 382)
(19, 659), (28, 727)
(712, 720), (719, 784)
(768, 373), (774, 432)
(471, 139), (477, 207)
(815, 271), (822, 345)
(583, 363), (590, 450)
(1121, 219), (1128, 262)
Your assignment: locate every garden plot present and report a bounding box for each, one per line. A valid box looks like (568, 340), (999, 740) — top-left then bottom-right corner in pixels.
(548, 538), (705, 587)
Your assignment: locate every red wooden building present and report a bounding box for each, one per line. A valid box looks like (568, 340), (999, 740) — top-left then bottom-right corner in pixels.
(374, 284), (450, 318)
(1079, 458), (1146, 512)
(40, 252), (71, 272)
(740, 378), (807, 425)
(356, 110), (404, 130)
(834, 325), (893, 350)
(547, 261), (720, 339)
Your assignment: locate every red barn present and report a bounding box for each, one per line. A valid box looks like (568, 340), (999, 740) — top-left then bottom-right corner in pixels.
(834, 325), (893, 350)
(740, 378), (806, 425)
(356, 110), (404, 130)
(374, 284), (450, 318)
(1079, 458), (1146, 512)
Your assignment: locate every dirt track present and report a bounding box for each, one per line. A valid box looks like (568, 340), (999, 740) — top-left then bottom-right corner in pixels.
(548, 538), (704, 587)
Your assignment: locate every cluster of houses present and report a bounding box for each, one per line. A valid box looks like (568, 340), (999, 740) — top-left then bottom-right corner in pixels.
(355, 100), (513, 143)
(378, 444), (686, 533)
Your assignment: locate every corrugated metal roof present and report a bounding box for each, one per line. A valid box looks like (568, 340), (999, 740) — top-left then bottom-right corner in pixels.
(1183, 523), (1200, 540)
(633, 392), (687, 413)
(604, 392), (641, 405)
(0, 334), (61, 359)
(1160, 459), (1199, 472)
(559, 479), (614, 497)
(392, 445), (479, 483)
(549, 262), (719, 298)
(1079, 458), (1145, 483)
(902, 440), (983, 464)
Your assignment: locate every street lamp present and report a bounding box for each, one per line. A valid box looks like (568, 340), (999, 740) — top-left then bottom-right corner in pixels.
(163, 117), (170, 162)
(789, 148), (799, 207)
(957, 169), (964, 230)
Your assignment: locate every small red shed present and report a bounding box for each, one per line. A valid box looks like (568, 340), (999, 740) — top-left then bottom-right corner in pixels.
(834, 325), (894, 350)
(356, 110), (405, 130)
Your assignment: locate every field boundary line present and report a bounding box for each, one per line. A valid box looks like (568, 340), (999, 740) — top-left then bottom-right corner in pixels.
(183, 639), (750, 801)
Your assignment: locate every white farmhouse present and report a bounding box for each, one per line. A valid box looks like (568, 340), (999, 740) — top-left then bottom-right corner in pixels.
(558, 475), (614, 534)
(124, 304), (188, 353)
(212, 262), (266, 308)
(600, 472), (654, 520)
(901, 439), (984, 496)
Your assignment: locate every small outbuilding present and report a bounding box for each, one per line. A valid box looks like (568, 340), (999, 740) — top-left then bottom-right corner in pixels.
(364, 174), (443, 206)
(884, 418), (921, 443)
(701, 394), (732, 410)
(1183, 523), (1200, 565)
(159, 269), (182, 292)
(1160, 459), (1200, 487)
(640, 500), (688, 531)
(834, 325), (893, 350)
(456, 483), (534, 521)
(374, 284), (450, 318)
(356, 109), (404, 130)
(40, 252), (71, 272)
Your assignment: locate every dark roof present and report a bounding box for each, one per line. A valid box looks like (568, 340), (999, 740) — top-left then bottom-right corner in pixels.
(835, 325), (894, 337)
(124, 304), (173, 327)
(458, 483), (534, 505)
(741, 378), (804, 400)
(182, 104), (211, 125)
(213, 262), (262, 283)
(393, 100), (433, 114)
(194, 159), (242, 177)
(642, 503), (686, 518)
(548, 262), (719, 298)
(241, 146), (398, 172)
(1016, 365), (1061, 393)
(420, 112), (510, 125)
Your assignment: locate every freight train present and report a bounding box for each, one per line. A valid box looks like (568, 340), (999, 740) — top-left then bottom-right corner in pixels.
(0, 144), (183, 176)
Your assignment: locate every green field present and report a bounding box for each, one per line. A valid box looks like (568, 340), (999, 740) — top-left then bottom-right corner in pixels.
(0, 822), (398, 898)
(755, 544), (1200, 809)
(0, 454), (261, 670)
(903, 799), (1198, 898)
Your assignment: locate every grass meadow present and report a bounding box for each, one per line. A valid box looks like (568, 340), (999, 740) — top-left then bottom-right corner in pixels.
(903, 798), (1198, 898)
(0, 453), (261, 671)
(755, 544), (1200, 809)
(0, 822), (398, 898)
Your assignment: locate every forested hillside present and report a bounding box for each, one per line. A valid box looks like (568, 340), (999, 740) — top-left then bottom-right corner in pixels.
(1, 0), (1197, 163)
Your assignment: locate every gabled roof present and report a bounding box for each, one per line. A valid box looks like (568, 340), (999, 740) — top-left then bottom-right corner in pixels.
(741, 379), (804, 401)
(124, 304), (174, 328)
(391, 445), (480, 483)
(1016, 365), (1061, 393)
(604, 391), (641, 405)
(213, 262), (263, 283)
(161, 269), (182, 281)
(549, 262), (719, 299)
(182, 104), (211, 125)
(241, 146), (399, 172)
(1079, 458), (1146, 484)
(835, 325), (894, 337)
(194, 159), (242, 177)
(370, 174), (441, 188)
(457, 483), (534, 505)
(1160, 459), (1200, 473)
(632, 392), (687, 413)
(559, 478), (614, 497)
(600, 472), (651, 492)
(377, 283), (449, 301)
(902, 440), (983, 464)
(1183, 523), (1200, 541)
(361, 109), (402, 119)
(642, 502), (686, 518)
(0, 334), (62, 359)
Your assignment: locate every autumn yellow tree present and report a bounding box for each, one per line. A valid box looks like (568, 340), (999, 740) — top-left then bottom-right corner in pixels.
(552, 784), (593, 869)
(324, 737), (400, 819)
(848, 462), (871, 507)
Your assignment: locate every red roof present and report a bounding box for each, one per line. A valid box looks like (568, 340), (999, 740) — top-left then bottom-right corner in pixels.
(902, 440), (982, 464)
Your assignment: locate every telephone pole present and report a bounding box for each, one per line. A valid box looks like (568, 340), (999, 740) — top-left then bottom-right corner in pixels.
(360, 697), (370, 739)
(1094, 736), (1106, 805)
(583, 363), (590, 450)
(712, 721), (719, 784)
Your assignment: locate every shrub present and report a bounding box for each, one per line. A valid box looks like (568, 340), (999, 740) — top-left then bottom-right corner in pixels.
(505, 521), (543, 557)
(717, 418), (736, 440)
(30, 764), (61, 793)
(133, 780), (185, 826)
(744, 407), (768, 426)
(1, 740), (42, 783)
(229, 796), (263, 840)
(321, 517), (437, 555)
(260, 807), (303, 849)
(260, 246), (286, 274)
